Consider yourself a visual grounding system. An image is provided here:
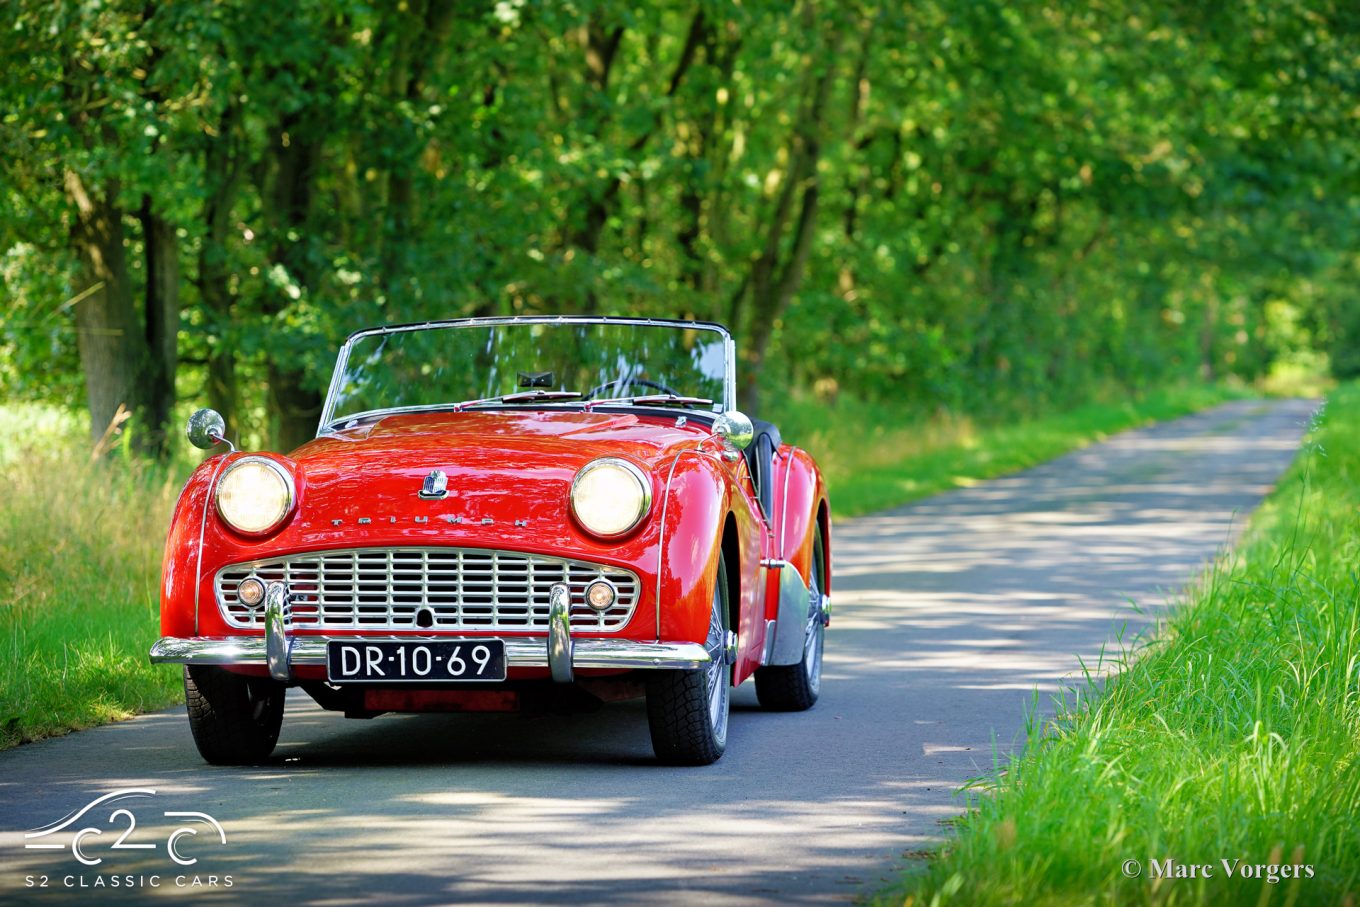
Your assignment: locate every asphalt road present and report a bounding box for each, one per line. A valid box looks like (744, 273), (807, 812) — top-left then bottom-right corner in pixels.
(0, 398), (1317, 906)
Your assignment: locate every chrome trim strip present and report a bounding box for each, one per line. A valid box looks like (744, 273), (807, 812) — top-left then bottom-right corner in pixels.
(264, 582), (290, 682)
(778, 447), (799, 558)
(192, 454), (234, 635)
(318, 315), (736, 435)
(548, 584), (573, 683)
(150, 636), (712, 671)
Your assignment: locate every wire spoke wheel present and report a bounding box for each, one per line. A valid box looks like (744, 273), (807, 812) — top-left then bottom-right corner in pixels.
(704, 577), (731, 738)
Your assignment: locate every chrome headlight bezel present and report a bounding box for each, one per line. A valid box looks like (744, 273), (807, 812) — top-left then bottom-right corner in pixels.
(570, 457), (653, 540)
(214, 456), (296, 537)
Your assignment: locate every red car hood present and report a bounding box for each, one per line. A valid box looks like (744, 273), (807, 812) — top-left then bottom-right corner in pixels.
(281, 410), (703, 535)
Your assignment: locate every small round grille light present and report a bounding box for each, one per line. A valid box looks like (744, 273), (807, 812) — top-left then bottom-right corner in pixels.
(585, 579), (617, 612)
(237, 577), (267, 608)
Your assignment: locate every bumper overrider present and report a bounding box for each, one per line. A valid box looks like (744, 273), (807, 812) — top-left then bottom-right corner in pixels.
(149, 583), (713, 683)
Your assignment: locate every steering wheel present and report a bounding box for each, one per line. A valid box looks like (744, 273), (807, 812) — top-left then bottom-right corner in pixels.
(584, 377), (682, 400)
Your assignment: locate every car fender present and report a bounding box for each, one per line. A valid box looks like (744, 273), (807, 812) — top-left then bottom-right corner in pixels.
(656, 449), (763, 676)
(761, 447), (830, 666)
(773, 447), (830, 600)
(160, 454), (230, 637)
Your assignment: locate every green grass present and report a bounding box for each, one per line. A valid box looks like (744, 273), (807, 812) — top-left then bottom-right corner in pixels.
(770, 383), (1244, 518)
(889, 383), (1360, 906)
(0, 404), (184, 749)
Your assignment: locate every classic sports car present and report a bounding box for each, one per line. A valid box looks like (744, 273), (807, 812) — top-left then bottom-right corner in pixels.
(151, 316), (830, 765)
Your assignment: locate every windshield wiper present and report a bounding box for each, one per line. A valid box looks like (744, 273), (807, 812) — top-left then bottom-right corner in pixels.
(585, 394), (714, 410)
(454, 390), (582, 411)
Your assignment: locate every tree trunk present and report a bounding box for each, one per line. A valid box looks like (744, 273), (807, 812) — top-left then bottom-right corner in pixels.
(262, 113), (326, 452)
(197, 104), (246, 434)
(267, 364), (324, 453)
(564, 12), (705, 311)
(139, 195), (180, 457)
(64, 170), (145, 446)
(376, 0), (459, 306)
(199, 251), (240, 434)
(733, 15), (841, 415)
(738, 179), (820, 415)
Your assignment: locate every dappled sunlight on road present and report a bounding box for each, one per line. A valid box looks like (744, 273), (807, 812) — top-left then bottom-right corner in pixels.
(827, 401), (1317, 710)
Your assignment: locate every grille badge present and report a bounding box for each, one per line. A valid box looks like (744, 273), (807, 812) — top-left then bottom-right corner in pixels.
(418, 469), (449, 499)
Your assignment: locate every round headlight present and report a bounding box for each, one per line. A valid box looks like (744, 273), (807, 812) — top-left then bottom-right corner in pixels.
(216, 457), (295, 537)
(570, 458), (652, 539)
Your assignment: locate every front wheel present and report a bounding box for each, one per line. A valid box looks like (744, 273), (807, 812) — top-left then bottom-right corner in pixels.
(755, 523), (826, 711)
(184, 666), (286, 765)
(646, 555), (730, 765)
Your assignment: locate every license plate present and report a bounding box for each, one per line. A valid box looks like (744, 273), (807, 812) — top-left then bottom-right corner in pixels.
(326, 640), (507, 683)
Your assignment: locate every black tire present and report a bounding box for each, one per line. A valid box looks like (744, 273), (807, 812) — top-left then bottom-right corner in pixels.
(755, 523), (826, 711)
(646, 555), (730, 765)
(184, 665), (286, 765)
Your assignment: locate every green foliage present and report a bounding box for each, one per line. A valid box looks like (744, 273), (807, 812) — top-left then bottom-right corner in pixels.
(891, 383), (1360, 906)
(1, 1), (1355, 438)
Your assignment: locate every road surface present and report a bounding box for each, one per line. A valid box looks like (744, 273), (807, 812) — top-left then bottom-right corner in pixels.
(0, 398), (1317, 905)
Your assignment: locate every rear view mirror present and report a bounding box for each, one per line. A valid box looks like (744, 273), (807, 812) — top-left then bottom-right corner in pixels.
(713, 411), (754, 451)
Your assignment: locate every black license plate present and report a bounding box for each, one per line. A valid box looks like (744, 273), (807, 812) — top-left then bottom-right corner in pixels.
(326, 640), (507, 683)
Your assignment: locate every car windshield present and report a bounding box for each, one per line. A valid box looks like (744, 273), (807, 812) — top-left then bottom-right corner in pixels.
(321, 319), (731, 428)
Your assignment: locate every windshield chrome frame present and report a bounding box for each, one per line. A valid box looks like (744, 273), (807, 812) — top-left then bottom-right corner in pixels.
(316, 315), (737, 436)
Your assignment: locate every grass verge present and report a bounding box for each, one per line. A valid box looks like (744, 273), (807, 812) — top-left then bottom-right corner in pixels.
(0, 405), (184, 749)
(889, 383), (1360, 906)
(769, 383), (1243, 518)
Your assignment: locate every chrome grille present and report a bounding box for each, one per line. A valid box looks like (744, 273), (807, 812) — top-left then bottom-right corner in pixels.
(215, 547), (640, 632)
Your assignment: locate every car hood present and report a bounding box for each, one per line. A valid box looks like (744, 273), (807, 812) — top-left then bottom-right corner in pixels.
(281, 410), (704, 533)
(294, 409), (701, 469)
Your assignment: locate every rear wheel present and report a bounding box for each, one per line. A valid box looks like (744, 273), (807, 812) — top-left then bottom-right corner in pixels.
(755, 523), (826, 711)
(647, 555), (730, 765)
(184, 666), (286, 765)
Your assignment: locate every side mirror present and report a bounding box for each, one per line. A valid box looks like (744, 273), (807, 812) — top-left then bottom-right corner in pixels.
(186, 408), (233, 451)
(713, 410), (754, 452)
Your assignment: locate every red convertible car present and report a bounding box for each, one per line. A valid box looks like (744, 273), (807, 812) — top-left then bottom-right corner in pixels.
(151, 316), (830, 765)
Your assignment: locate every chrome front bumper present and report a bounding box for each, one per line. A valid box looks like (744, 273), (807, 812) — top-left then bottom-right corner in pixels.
(148, 635), (711, 677)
